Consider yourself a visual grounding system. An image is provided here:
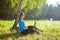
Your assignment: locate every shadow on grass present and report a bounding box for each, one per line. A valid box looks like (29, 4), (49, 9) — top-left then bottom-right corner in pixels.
(0, 32), (28, 39)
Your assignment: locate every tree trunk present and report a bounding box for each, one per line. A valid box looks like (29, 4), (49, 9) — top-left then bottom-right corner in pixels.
(10, 0), (22, 31)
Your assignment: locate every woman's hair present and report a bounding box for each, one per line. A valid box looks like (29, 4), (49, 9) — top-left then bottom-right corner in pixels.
(19, 12), (25, 18)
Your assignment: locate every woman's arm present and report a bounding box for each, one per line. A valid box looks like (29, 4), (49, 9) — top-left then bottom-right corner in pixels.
(19, 19), (26, 32)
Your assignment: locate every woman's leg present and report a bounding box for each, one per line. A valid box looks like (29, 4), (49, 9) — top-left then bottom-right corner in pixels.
(21, 29), (29, 34)
(21, 26), (34, 34)
(21, 26), (43, 34)
(28, 26), (34, 33)
(28, 26), (43, 34)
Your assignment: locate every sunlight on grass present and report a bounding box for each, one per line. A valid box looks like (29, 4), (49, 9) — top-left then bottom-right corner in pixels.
(0, 20), (60, 40)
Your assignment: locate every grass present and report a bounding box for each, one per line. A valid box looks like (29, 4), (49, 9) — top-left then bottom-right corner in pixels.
(0, 20), (60, 40)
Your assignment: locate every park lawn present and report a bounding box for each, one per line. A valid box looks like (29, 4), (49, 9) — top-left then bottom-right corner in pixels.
(0, 20), (60, 40)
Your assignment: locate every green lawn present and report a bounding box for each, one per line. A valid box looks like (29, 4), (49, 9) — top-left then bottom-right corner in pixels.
(0, 20), (60, 40)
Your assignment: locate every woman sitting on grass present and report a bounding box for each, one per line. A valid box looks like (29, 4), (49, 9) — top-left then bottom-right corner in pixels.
(19, 12), (43, 34)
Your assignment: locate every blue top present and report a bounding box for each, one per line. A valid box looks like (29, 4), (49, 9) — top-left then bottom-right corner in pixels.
(19, 19), (26, 32)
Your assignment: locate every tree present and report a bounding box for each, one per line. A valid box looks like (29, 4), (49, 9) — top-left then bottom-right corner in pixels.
(10, 0), (46, 31)
(10, 0), (22, 31)
(0, 0), (46, 20)
(0, 0), (20, 19)
(23, 0), (46, 20)
(46, 2), (60, 20)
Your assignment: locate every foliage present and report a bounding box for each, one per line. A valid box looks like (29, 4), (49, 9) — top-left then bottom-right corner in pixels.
(46, 3), (60, 20)
(0, 0), (46, 20)
(0, 0), (20, 19)
(23, 0), (46, 20)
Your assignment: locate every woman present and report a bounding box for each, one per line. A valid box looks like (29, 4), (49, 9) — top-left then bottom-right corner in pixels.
(19, 12), (43, 34)
(19, 12), (32, 34)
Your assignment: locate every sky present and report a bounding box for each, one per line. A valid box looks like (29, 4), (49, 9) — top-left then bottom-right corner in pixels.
(46, 0), (60, 7)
